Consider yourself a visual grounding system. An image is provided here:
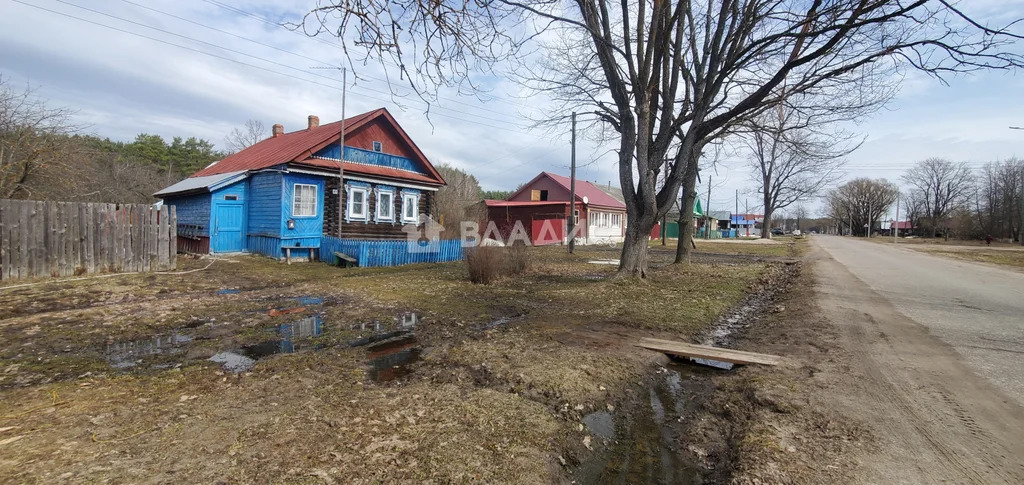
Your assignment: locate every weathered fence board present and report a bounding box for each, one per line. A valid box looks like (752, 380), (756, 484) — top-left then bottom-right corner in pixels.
(0, 199), (177, 280)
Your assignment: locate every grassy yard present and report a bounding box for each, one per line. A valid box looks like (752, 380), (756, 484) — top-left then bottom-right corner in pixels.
(0, 245), (780, 483)
(649, 237), (803, 258)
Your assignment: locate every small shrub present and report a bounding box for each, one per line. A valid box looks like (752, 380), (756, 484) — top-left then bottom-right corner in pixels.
(466, 246), (503, 284)
(505, 242), (531, 276)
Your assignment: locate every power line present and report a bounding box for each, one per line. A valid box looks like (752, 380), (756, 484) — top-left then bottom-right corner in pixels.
(12, 0), (548, 138)
(54, 0), (529, 130)
(199, 0), (546, 118)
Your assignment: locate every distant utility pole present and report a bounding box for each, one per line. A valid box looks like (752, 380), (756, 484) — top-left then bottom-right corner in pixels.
(745, 198), (750, 237)
(894, 195), (900, 242)
(705, 171), (713, 239)
(568, 112), (577, 254)
(312, 65), (347, 237)
(867, 199), (872, 238)
(734, 189), (738, 239)
(661, 158), (668, 246)
(339, 67), (347, 237)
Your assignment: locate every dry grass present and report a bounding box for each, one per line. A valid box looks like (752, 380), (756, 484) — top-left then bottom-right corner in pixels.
(465, 246), (504, 284)
(0, 246), (774, 482)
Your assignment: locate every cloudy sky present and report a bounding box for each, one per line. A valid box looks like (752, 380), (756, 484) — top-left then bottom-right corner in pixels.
(2, 0), (1023, 218)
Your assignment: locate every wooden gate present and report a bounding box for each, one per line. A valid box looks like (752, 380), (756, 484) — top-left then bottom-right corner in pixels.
(0, 199), (177, 280)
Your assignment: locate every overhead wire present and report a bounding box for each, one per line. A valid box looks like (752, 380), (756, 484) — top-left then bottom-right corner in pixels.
(52, 0), (532, 131)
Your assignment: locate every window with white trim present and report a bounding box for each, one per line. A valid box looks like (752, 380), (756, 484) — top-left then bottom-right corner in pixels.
(293, 184), (317, 217)
(348, 186), (368, 220)
(377, 190), (394, 221)
(372, 141), (383, 152)
(611, 213), (621, 227)
(401, 193), (419, 223)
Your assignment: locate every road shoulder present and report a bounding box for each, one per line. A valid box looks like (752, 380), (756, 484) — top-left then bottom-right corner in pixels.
(702, 240), (1024, 484)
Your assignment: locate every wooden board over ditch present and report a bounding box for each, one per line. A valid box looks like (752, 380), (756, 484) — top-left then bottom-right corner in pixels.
(638, 337), (780, 366)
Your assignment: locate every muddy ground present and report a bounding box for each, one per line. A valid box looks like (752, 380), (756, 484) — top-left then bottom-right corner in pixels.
(0, 242), (805, 484)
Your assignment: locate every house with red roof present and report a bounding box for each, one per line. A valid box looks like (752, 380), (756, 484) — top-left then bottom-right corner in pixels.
(482, 172), (627, 245)
(154, 109), (446, 260)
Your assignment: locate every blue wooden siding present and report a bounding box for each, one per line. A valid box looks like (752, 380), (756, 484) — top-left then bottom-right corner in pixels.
(281, 173), (324, 240)
(165, 192), (211, 235)
(248, 172), (283, 236)
(314, 145), (423, 173)
(320, 236), (463, 267)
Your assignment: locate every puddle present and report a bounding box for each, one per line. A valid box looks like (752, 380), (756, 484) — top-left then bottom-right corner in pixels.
(480, 316), (513, 331)
(690, 357), (735, 370)
(347, 313), (420, 347)
(587, 259), (620, 265)
(366, 336), (422, 382)
(583, 411), (615, 440)
(105, 331), (194, 369)
(575, 363), (705, 484)
(293, 296), (324, 306)
(217, 288), (240, 295)
(209, 352), (255, 373)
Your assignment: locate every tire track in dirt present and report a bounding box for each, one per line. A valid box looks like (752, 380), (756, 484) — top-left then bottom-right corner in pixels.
(813, 240), (1024, 484)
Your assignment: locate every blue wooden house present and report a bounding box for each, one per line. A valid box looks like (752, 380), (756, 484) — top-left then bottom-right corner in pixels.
(155, 109), (449, 263)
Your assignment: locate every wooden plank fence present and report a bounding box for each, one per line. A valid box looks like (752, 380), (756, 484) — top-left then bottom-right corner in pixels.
(0, 199), (177, 280)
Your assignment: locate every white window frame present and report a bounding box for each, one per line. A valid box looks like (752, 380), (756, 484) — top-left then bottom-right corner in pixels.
(376, 189), (395, 222)
(401, 193), (420, 223)
(611, 213), (621, 228)
(292, 184), (317, 217)
(347, 186), (368, 220)
(372, 141), (383, 152)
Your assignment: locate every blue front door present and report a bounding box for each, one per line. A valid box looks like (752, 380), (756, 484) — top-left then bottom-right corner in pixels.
(213, 202), (244, 252)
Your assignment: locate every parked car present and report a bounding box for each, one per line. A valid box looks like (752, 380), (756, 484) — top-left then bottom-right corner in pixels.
(771, 228), (784, 236)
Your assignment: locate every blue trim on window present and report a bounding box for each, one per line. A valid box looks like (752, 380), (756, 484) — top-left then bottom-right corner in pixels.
(374, 186), (396, 224)
(345, 184), (370, 223)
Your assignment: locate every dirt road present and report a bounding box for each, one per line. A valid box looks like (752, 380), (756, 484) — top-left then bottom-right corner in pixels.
(812, 236), (1024, 483)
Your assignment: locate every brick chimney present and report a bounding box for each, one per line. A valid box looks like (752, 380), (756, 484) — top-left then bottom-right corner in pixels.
(307, 115), (319, 130)
(272, 124), (284, 137)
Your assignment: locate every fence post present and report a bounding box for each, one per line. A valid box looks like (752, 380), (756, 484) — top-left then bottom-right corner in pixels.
(168, 205), (177, 269)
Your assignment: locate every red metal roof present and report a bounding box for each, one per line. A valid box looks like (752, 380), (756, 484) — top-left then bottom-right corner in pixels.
(190, 108), (445, 185)
(508, 172), (626, 210)
(484, 200), (573, 207)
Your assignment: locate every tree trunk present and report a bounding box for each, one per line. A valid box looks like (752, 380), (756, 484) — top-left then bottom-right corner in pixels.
(618, 223), (650, 277)
(674, 161), (700, 264)
(761, 210), (773, 239)
(672, 148), (702, 264)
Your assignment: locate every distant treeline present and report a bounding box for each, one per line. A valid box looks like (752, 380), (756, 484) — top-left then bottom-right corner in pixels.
(1, 75), (227, 204)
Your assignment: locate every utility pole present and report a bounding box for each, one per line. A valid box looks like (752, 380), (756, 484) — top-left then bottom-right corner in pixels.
(568, 112), (577, 254)
(867, 199), (872, 238)
(745, 198), (750, 237)
(894, 195), (899, 242)
(1020, 167), (1024, 246)
(313, 65), (348, 237)
(705, 171), (713, 239)
(661, 159), (668, 245)
(734, 189), (738, 239)
(339, 68), (346, 237)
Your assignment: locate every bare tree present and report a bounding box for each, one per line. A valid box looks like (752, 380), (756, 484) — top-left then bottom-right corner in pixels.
(826, 178), (900, 236)
(224, 119), (266, 154)
(0, 76), (77, 199)
(974, 159), (1022, 241)
(743, 108), (858, 239)
(300, 0), (1024, 276)
(902, 158), (975, 236)
(434, 164), (483, 237)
